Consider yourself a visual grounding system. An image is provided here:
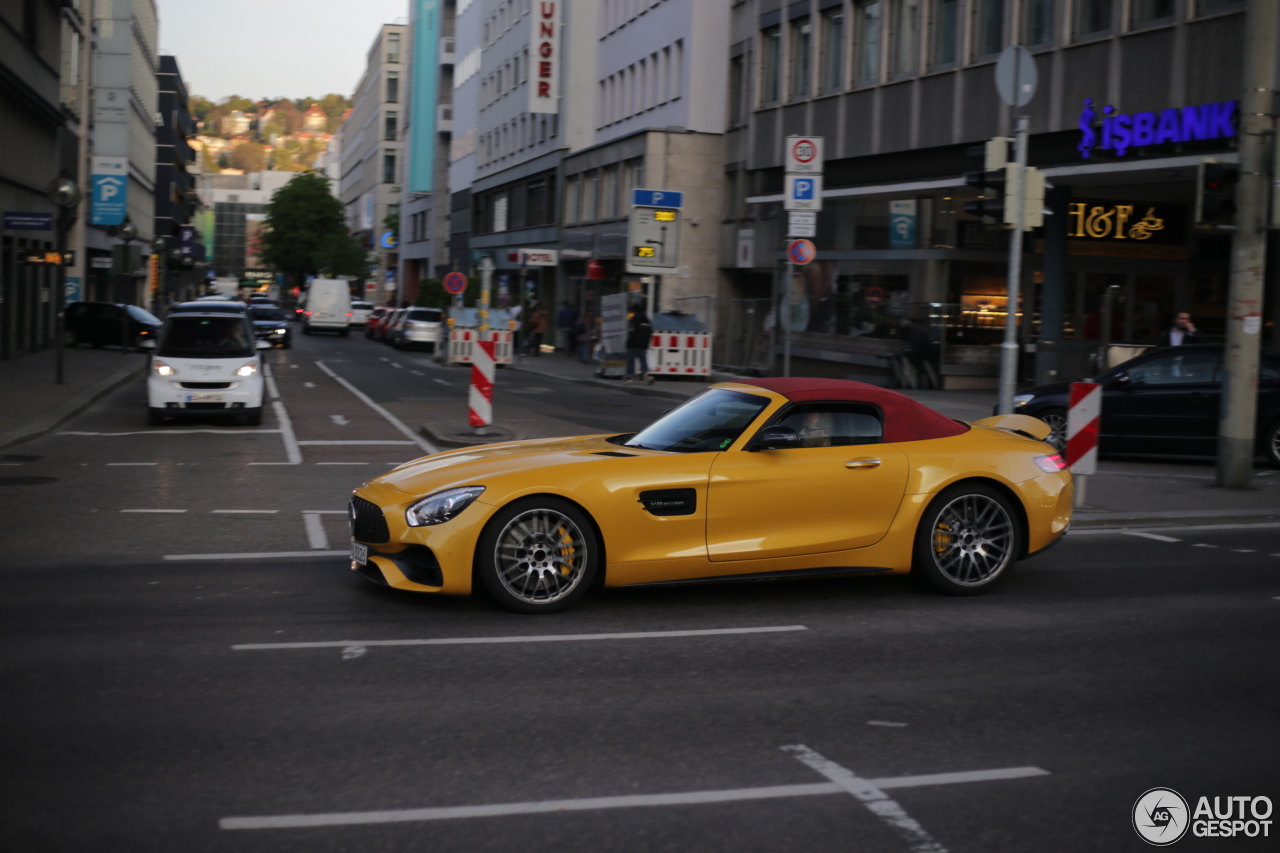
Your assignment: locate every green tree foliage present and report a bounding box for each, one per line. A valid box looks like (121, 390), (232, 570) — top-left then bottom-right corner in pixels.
(261, 172), (367, 283)
(224, 94), (256, 113)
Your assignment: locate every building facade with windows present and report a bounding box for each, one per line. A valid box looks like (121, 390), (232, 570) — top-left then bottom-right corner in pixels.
(154, 55), (204, 303)
(725, 0), (1258, 386)
(340, 23), (407, 306)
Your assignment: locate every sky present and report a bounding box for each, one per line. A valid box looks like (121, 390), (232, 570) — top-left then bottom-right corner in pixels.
(155, 0), (410, 102)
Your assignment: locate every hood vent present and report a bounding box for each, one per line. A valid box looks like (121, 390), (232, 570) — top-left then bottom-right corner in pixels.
(593, 451), (637, 457)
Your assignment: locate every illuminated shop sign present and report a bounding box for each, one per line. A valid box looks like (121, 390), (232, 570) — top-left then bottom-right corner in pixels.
(1040, 199), (1187, 259)
(1077, 99), (1237, 159)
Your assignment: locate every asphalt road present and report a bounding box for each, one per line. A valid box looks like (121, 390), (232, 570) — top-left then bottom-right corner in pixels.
(1, 331), (1277, 852)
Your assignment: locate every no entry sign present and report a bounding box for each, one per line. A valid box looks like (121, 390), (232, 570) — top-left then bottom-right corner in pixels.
(787, 239), (816, 265)
(443, 271), (468, 295)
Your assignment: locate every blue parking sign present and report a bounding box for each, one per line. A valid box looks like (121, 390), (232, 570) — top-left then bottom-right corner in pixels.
(785, 174), (823, 211)
(90, 157), (128, 226)
(631, 189), (684, 208)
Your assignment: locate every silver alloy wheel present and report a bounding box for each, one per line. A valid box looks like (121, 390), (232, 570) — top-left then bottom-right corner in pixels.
(1041, 411), (1067, 452)
(928, 493), (1015, 587)
(1270, 423), (1280, 465)
(493, 508), (589, 605)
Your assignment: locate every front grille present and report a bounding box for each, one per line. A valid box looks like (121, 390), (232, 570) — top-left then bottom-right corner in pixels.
(184, 402), (227, 410)
(181, 382), (231, 389)
(350, 496), (390, 543)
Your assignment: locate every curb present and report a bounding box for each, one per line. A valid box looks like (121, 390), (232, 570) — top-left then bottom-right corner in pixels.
(420, 422), (522, 448)
(0, 358), (147, 451)
(1071, 508), (1280, 529)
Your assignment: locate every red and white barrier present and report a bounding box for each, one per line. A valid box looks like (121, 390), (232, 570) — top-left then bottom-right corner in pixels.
(1066, 382), (1100, 475)
(468, 339), (495, 428)
(647, 333), (711, 376)
(449, 329), (513, 365)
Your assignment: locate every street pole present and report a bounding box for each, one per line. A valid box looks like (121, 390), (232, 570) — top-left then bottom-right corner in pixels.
(997, 114), (1029, 415)
(783, 258), (793, 377)
(1216, 0), (1275, 488)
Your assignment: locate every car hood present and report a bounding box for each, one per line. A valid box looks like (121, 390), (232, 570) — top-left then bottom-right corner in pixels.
(375, 434), (660, 496)
(251, 319), (287, 327)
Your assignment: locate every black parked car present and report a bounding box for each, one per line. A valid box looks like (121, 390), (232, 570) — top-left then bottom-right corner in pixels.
(248, 306), (292, 348)
(1011, 344), (1280, 466)
(64, 302), (162, 349)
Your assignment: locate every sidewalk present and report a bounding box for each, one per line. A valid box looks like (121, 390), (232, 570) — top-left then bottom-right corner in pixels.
(506, 353), (1280, 529)
(0, 346), (147, 451)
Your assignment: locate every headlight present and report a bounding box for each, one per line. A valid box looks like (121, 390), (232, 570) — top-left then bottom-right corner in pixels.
(153, 360), (174, 376)
(1013, 394), (1034, 406)
(235, 362), (258, 377)
(275, 327), (288, 333)
(406, 486), (486, 527)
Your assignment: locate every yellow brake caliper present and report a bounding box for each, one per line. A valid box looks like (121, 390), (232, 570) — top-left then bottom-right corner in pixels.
(557, 524), (576, 575)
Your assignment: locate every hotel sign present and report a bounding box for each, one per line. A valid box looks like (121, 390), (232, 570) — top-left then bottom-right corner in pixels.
(1078, 99), (1237, 159)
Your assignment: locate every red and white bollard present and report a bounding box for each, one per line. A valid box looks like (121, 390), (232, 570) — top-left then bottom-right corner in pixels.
(468, 337), (495, 429)
(1066, 381), (1101, 507)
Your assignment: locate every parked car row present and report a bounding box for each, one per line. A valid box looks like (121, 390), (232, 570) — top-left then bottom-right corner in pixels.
(365, 305), (444, 351)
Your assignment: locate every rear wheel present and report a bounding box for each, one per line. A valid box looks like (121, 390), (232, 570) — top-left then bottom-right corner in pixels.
(1036, 408), (1067, 452)
(1262, 418), (1280, 468)
(913, 483), (1021, 596)
(477, 498), (599, 613)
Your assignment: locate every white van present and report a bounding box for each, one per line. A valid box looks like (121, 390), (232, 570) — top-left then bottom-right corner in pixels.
(145, 310), (271, 425)
(303, 278), (352, 336)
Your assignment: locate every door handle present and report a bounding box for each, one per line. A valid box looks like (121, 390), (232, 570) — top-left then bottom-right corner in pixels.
(845, 458), (881, 469)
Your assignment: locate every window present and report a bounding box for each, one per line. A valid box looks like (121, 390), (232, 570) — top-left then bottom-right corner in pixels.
(974, 0), (1004, 57)
(1075, 0), (1111, 36)
(387, 31), (401, 63)
(1132, 0), (1174, 24)
(1024, 0), (1053, 45)
(672, 40), (683, 99)
(383, 151), (397, 184)
(728, 55), (745, 125)
(386, 71), (400, 103)
(621, 390), (771, 454)
(932, 0), (958, 65)
(384, 111), (398, 141)
(820, 9), (845, 91)
(774, 403), (883, 447)
(891, 0), (920, 76)
(854, 2), (881, 85)
(625, 159), (644, 198)
(1199, 0), (1242, 11)
(527, 179), (548, 225)
(790, 18), (812, 99)
(1127, 351), (1219, 386)
(761, 26), (782, 103)
(583, 171), (600, 221)
(564, 176), (580, 223)
(602, 166), (620, 218)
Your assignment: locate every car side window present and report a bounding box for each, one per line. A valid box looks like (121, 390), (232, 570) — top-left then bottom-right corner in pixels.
(1128, 351), (1219, 385)
(775, 402), (883, 447)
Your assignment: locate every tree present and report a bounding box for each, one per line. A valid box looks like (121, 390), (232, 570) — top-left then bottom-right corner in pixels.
(261, 171), (367, 284)
(228, 141), (266, 172)
(223, 94), (256, 113)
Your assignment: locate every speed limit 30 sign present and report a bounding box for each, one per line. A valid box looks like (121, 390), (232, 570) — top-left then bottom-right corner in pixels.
(786, 136), (824, 174)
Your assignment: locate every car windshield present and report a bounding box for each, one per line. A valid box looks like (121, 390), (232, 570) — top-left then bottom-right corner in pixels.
(623, 389), (771, 452)
(157, 316), (254, 358)
(407, 309), (442, 322)
(251, 308), (286, 321)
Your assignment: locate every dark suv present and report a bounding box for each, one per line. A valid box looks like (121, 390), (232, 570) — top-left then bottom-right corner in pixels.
(64, 302), (162, 349)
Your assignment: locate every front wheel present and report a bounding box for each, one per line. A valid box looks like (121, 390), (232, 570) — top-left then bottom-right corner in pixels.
(1036, 408), (1067, 452)
(476, 498), (599, 613)
(913, 484), (1021, 596)
(1262, 418), (1280, 468)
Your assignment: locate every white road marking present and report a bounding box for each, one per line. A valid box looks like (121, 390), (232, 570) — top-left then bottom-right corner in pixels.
(212, 509), (278, 514)
(410, 370), (424, 376)
(164, 550), (348, 560)
(390, 362), (403, 369)
(303, 382), (315, 388)
(263, 364), (282, 400)
(783, 745), (947, 853)
(867, 721), (908, 727)
(342, 645), (367, 660)
(1071, 522), (1280, 536)
(264, 365), (302, 465)
(378, 357), (389, 362)
(316, 361), (438, 454)
(302, 512), (329, 550)
(316, 462), (368, 465)
(289, 364), (298, 368)
(121, 509), (187, 513)
(106, 462), (158, 466)
(1233, 549), (1256, 553)
(232, 625), (809, 651)
(330, 415), (349, 425)
(219, 765), (1049, 831)
(1193, 544), (1218, 548)
(1123, 532), (1181, 543)
(59, 430), (281, 436)
(303, 510), (347, 514)
(297, 440), (415, 445)
(0, 462), (20, 466)
(433, 378), (449, 385)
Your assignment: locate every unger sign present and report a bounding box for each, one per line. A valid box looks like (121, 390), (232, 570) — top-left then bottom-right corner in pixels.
(528, 1), (560, 114)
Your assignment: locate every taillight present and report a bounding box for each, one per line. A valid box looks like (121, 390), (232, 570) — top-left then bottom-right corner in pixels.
(1034, 454), (1067, 473)
(346, 312), (353, 317)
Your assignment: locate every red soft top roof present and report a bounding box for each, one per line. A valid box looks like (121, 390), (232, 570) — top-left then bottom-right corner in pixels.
(734, 377), (969, 443)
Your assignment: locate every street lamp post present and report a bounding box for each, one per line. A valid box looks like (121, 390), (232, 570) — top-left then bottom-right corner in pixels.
(48, 177), (82, 385)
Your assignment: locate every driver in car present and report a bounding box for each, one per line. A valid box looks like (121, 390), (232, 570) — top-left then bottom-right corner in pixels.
(797, 411), (834, 447)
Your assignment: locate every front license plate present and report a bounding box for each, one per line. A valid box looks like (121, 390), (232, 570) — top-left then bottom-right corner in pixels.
(185, 393), (224, 402)
(350, 541), (368, 565)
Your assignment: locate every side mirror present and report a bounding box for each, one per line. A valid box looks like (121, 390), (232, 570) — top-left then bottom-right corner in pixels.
(255, 340), (273, 350)
(1111, 371), (1131, 388)
(753, 425), (800, 451)
(139, 339), (156, 350)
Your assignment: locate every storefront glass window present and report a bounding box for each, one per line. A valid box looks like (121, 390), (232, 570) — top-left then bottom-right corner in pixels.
(855, 1), (881, 85)
(932, 0), (958, 66)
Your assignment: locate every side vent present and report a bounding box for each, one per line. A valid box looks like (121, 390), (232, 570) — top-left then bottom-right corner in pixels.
(593, 451), (637, 457)
(638, 488), (697, 517)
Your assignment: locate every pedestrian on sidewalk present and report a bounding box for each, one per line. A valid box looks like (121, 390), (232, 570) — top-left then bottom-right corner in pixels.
(1158, 311), (1198, 347)
(574, 309), (596, 363)
(556, 301), (578, 355)
(624, 305), (653, 383)
(526, 302), (547, 356)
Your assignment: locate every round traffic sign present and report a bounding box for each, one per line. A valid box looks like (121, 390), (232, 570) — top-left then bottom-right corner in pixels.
(791, 138), (818, 163)
(787, 239), (816, 265)
(995, 46), (1038, 107)
(863, 286), (885, 308)
(442, 271), (468, 295)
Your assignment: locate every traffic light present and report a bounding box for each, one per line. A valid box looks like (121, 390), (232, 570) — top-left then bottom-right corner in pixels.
(963, 137), (1011, 224)
(1020, 167), (1046, 230)
(1195, 158), (1238, 227)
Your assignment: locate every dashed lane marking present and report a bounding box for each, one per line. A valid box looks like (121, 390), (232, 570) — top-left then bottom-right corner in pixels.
(1194, 544), (1218, 548)
(391, 362), (403, 369)
(296, 440), (415, 445)
(302, 512), (329, 550)
(218, 762), (1048, 832)
(60, 430), (281, 436)
(315, 462), (368, 465)
(106, 462), (158, 466)
(316, 361), (438, 454)
(433, 378), (449, 386)
(264, 364), (302, 464)
(867, 721), (908, 727)
(1123, 531), (1181, 543)
(212, 509), (278, 514)
(303, 382), (315, 388)
(410, 370), (424, 376)
(1070, 522), (1280, 535)
(232, 626), (809, 651)
(330, 415), (349, 425)
(121, 509), (186, 513)
(164, 550), (347, 561)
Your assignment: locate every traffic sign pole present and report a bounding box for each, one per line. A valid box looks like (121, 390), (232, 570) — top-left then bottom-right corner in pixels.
(469, 257), (495, 434)
(780, 137), (824, 378)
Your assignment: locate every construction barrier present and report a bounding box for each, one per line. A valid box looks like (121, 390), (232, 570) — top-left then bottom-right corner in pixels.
(647, 333), (711, 376)
(448, 329), (514, 365)
(469, 339), (495, 428)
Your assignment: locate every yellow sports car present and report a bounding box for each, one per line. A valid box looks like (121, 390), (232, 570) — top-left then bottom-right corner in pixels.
(348, 379), (1072, 612)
